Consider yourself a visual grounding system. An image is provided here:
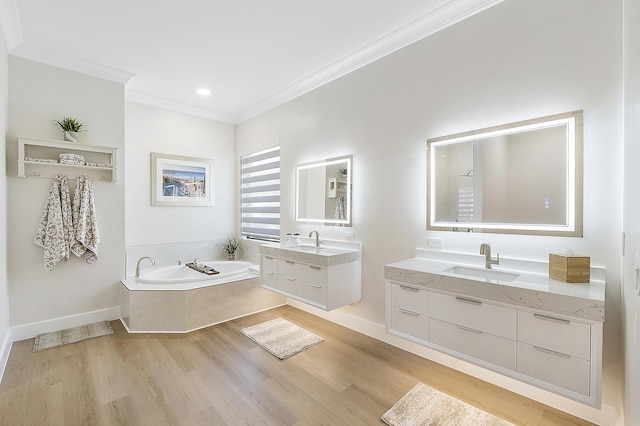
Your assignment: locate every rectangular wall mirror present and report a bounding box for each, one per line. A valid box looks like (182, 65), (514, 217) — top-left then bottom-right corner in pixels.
(296, 155), (352, 226)
(427, 110), (583, 236)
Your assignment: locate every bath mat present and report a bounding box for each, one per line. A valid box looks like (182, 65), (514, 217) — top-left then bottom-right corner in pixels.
(381, 383), (515, 426)
(33, 320), (114, 352)
(240, 317), (324, 359)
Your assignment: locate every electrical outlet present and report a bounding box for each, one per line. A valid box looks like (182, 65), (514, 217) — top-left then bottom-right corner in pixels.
(428, 237), (443, 248)
(345, 231), (354, 240)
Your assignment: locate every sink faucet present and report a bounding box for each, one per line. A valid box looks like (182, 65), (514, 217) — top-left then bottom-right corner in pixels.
(135, 256), (156, 278)
(308, 230), (321, 247)
(479, 243), (499, 269)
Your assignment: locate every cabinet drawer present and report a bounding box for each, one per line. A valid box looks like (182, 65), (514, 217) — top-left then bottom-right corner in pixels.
(518, 311), (591, 360)
(261, 269), (277, 289)
(517, 342), (590, 395)
(430, 319), (516, 370)
(262, 256), (277, 274)
(277, 276), (305, 298)
(391, 306), (429, 341)
(306, 282), (327, 306)
(391, 283), (429, 315)
(306, 265), (328, 285)
(277, 260), (305, 281)
(429, 292), (516, 339)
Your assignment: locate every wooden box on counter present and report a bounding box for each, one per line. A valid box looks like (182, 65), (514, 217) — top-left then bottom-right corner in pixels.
(549, 253), (590, 283)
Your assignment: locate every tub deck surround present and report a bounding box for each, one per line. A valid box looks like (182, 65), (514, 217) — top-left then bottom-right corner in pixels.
(385, 249), (605, 322)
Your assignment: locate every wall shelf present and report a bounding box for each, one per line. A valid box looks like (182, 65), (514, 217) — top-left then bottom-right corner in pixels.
(18, 136), (118, 182)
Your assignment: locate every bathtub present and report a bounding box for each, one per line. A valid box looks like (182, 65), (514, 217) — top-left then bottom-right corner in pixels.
(137, 260), (255, 284)
(120, 260), (285, 333)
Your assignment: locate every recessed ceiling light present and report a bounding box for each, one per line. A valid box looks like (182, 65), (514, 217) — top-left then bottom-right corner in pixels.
(197, 88), (211, 96)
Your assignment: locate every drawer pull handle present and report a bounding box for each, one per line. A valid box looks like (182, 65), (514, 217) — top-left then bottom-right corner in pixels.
(533, 345), (571, 358)
(455, 296), (482, 305)
(533, 313), (570, 324)
(399, 285), (420, 292)
(309, 266), (322, 270)
(286, 277), (296, 281)
(285, 261), (295, 264)
(309, 284), (322, 288)
(399, 308), (420, 316)
(265, 256), (273, 260)
(457, 325), (482, 334)
(266, 272), (275, 275)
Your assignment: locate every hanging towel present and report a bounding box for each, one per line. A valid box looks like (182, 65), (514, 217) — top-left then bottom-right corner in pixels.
(71, 176), (100, 264)
(35, 174), (74, 271)
(335, 196), (346, 220)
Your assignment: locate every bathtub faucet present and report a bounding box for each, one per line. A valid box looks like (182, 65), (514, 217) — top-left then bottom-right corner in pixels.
(135, 256), (156, 278)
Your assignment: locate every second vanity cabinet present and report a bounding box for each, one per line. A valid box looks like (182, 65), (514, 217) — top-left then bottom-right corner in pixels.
(260, 242), (362, 311)
(385, 254), (605, 408)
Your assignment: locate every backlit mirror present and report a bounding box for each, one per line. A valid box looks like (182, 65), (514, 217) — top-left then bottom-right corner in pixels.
(296, 155), (352, 226)
(427, 110), (583, 236)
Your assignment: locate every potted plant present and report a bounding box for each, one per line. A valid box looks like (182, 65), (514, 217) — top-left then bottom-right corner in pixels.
(53, 116), (87, 142)
(339, 168), (348, 178)
(219, 235), (243, 260)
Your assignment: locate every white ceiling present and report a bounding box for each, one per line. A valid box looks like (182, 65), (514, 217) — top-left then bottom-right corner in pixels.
(0, 0), (502, 123)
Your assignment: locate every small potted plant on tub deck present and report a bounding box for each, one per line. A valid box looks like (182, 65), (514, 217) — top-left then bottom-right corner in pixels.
(53, 116), (87, 142)
(220, 235), (243, 260)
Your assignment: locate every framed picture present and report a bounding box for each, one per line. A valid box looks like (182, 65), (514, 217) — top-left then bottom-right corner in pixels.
(151, 152), (214, 206)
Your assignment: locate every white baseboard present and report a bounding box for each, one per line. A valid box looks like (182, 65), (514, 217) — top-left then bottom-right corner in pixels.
(0, 327), (13, 384)
(287, 299), (616, 426)
(11, 307), (121, 342)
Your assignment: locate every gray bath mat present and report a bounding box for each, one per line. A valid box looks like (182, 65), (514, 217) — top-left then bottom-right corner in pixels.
(33, 320), (114, 352)
(240, 317), (324, 359)
(382, 383), (515, 426)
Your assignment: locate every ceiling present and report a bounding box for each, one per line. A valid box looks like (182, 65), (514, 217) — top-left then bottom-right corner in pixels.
(0, 0), (502, 124)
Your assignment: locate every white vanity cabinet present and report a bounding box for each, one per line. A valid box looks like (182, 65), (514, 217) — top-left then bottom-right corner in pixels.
(384, 254), (605, 408)
(259, 242), (362, 311)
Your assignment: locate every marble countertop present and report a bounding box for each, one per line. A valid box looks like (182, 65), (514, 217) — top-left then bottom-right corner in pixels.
(385, 253), (605, 322)
(259, 240), (362, 267)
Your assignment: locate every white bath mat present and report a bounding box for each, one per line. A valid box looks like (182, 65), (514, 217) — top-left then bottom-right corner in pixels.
(382, 383), (515, 426)
(240, 317), (324, 359)
(33, 321), (114, 352)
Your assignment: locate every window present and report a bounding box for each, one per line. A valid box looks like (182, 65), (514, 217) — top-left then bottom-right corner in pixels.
(240, 146), (280, 241)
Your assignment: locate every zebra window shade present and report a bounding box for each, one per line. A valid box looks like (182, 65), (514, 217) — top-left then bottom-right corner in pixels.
(241, 146), (280, 241)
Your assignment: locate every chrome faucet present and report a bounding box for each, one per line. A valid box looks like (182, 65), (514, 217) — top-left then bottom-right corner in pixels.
(308, 230), (321, 247)
(135, 256), (156, 278)
(479, 243), (499, 269)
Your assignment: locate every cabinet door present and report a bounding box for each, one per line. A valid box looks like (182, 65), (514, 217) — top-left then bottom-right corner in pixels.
(517, 342), (590, 395)
(391, 283), (429, 315)
(518, 311), (591, 360)
(277, 275), (305, 298)
(262, 256), (277, 274)
(277, 260), (305, 281)
(429, 292), (516, 340)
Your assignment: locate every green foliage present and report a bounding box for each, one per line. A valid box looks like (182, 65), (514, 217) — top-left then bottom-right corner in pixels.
(53, 116), (87, 132)
(219, 235), (243, 254)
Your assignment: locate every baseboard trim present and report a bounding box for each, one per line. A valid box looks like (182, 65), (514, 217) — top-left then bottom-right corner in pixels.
(11, 307), (121, 342)
(286, 299), (615, 426)
(0, 328), (13, 384)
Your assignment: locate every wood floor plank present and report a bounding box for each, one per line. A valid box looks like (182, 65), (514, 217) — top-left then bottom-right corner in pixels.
(0, 305), (596, 425)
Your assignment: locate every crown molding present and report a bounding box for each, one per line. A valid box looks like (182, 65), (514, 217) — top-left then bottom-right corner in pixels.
(126, 89), (237, 124)
(233, 0), (504, 123)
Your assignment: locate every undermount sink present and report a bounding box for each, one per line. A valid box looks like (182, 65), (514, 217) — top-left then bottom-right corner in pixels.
(445, 265), (520, 282)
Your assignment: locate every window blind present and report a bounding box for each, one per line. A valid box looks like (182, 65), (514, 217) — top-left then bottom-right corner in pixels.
(240, 146), (280, 241)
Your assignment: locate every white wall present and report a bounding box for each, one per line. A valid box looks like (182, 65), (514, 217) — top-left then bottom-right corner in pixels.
(622, 0), (640, 424)
(124, 102), (236, 273)
(0, 24), (12, 380)
(6, 58), (125, 335)
(237, 0), (622, 422)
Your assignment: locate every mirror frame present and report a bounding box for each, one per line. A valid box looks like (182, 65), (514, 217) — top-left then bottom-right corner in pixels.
(426, 110), (583, 237)
(295, 155), (352, 226)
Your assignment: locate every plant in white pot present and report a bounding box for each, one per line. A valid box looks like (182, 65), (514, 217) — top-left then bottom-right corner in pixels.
(53, 116), (87, 142)
(219, 235), (243, 260)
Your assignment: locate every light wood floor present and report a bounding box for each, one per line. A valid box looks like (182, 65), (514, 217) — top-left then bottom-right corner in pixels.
(0, 305), (595, 425)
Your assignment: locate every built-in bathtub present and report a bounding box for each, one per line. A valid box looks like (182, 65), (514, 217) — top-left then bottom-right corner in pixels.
(120, 260), (285, 333)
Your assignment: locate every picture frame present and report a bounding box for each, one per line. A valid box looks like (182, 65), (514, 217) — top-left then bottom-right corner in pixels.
(150, 152), (214, 206)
